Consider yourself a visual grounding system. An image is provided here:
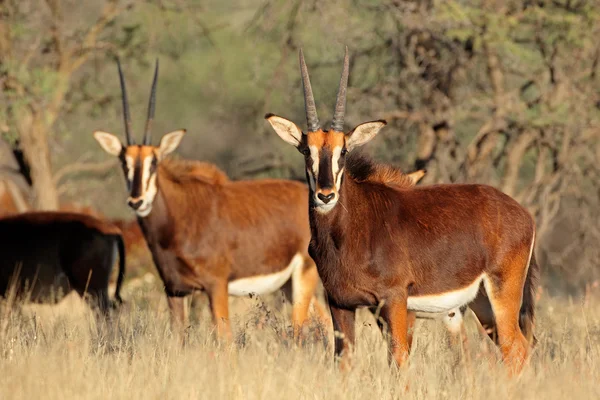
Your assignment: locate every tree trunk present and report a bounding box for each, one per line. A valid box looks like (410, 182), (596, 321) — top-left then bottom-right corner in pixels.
(17, 110), (59, 210)
(2, 1), (58, 211)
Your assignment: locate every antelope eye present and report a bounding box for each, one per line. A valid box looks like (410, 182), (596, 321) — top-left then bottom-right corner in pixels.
(301, 147), (310, 156)
(341, 148), (348, 156)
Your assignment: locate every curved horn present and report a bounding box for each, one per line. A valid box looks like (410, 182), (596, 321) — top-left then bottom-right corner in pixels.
(143, 59), (159, 145)
(117, 59), (134, 145)
(299, 49), (320, 132)
(331, 46), (349, 132)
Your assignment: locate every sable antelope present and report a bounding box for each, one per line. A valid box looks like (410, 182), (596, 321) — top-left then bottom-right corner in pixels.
(93, 59), (326, 339)
(0, 212), (125, 313)
(265, 47), (538, 374)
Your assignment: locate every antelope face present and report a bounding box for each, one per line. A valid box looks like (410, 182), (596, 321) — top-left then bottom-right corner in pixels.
(93, 130), (186, 217)
(267, 117), (386, 213)
(93, 58), (185, 218)
(266, 47), (387, 214)
(304, 129), (346, 211)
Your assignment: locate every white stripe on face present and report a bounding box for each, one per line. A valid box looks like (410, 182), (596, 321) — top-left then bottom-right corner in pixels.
(307, 145), (319, 191)
(141, 156), (153, 193)
(307, 168), (316, 191)
(336, 166), (344, 189)
(331, 145), (343, 191)
(125, 155), (135, 183)
(134, 155), (158, 217)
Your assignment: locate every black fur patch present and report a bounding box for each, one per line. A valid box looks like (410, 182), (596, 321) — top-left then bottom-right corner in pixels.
(345, 152), (377, 181)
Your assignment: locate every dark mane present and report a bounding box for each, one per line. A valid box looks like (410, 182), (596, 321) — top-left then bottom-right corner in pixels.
(346, 152), (415, 188)
(160, 158), (229, 185)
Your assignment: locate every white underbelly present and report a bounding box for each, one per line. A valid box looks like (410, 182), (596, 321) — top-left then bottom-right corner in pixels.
(227, 253), (303, 296)
(407, 274), (485, 313)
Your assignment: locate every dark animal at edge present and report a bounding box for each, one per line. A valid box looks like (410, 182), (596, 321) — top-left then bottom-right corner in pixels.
(0, 211), (125, 313)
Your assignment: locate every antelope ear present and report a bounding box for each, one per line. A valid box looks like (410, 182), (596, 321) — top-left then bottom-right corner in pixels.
(93, 131), (123, 156)
(265, 114), (304, 147)
(346, 120), (387, 151)
(158, 129), (186, 159)
(406, 169), (426, 185)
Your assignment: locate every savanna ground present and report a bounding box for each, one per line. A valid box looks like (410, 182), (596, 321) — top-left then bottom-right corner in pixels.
(1, 274), (599, 400)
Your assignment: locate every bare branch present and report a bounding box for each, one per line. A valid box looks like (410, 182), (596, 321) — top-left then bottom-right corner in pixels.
(502, 130), (537, 197)
(378, 110), (424, 123)
(53, 159), (118, 186)
(67, 0), (123, 74)
(44, 0), (66, 66)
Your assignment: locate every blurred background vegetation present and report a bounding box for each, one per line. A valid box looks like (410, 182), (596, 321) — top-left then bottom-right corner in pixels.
(1, 0), (599, 294)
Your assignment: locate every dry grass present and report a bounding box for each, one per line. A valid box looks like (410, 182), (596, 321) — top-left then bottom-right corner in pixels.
(1, 277), (599, 400)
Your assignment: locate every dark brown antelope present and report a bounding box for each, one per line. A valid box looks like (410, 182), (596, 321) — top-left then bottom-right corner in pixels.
(0, 212), (125, 313)
(93, 59), (326, 339)
(266, 47), (538, 374)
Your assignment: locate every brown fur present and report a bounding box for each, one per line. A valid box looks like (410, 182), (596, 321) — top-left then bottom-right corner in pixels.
(111, 219), (146, 253)
(348, 154), (539, 348)
(267, 49), (537, 374)
(307, 151), (537, 374)
(159, 158), (229, 185)
(112, 151), (325, 339)
(94, 59), (327, 338)
(346, 153), (418, 189)
(148, 158), (311, 285)
(0, 212), (126, 313)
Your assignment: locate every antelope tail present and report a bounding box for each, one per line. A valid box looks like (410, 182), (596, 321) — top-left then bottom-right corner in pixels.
(520, 250), (539, 346)
(113, 234), (126, 305)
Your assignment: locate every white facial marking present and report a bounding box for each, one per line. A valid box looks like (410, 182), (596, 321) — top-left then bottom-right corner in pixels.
(133, 156), (158, 217)
(309, 145), (319, 175)
(227, 253), (303, 296)
(309, 144), (332, 213)
(407, 274), (485, 313)
(333, 145), (346, 193)
(312, 145), (342, 214)
(141, 156), (152, 191)
(314, 203), (336, 214)
(306, 145), (319, 191)
(335, 167), (344, 190)
(331, 145), (342, 190)
(125, 155), (134, 183)
(136, 199), (153, 217)
(307, 168), (316, 191)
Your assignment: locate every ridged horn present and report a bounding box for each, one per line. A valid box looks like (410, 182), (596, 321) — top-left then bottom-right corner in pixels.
(143, 59), (159, 145)
(117, 58), (134, 145)
(299, 49), (320, 132)
(331, 46), (349, 132)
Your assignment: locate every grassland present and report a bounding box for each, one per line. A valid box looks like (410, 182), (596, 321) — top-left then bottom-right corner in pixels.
(1, 275), (599, 400)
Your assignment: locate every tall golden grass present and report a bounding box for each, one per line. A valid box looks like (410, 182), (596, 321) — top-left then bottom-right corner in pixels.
(1, 277), (599, 400)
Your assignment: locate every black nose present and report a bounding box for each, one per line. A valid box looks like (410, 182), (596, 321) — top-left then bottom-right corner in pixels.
(317, 192), (335, 204)
(128, 199), (143, 210)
